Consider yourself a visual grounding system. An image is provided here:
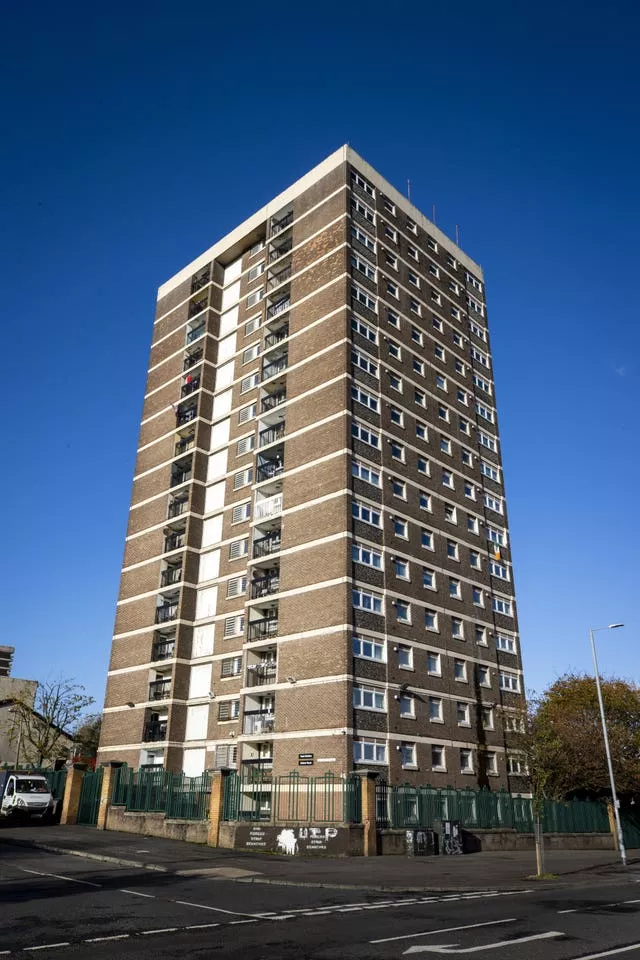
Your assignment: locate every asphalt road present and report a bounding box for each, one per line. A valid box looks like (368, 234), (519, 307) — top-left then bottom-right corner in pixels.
(2, 844), (640, 959)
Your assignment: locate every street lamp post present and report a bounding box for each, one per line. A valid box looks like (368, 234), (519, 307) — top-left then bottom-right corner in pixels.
(589, 623), (627, 867)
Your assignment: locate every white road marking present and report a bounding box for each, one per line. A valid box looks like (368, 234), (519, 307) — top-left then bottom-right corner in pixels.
(558, 909), (578, 914)
(335, 906), (364, 912)
(24, 944), (71, 952)
(120, 889), (156, 898)
(84, 935), (130, 942)
(557, 945), (640, 960)
(403, 930), (564, 954)
(184, 924), (220, 930)
(17, 867), (101, 888)
(625, 900), (640, 904)
(229, 919), (258, 925)
(140, 928), (178, 935)
(267, 915), (296, 920)
(371, 918), (517, 945)
(172, 899), (261, 918)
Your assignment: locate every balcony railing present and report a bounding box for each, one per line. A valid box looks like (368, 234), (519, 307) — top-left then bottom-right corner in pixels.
(266, 297), (290, 320)
(269, 239), (292, 262)
(164, 533), (185, 552)
(250, 575), (280, 599)
(259, 423), (285, 447)
(155, 605), (178, 624)
(167, 499), (187, 519)
(262, 356), (288, 380)
(148, 678), (172, 701)
(151, 639), (175, 661)
(186, 324), (205, 344)
(188, 297), (208, 318)
(243, 711), (275, 735)
(161, 567), (182, 587)
(242, 756), (274, 765)
(256, 459), (284, 482)
(261, 391), (286, 412)
(191, 271), (210, 293)
(181, 379), (200, 397)
(254, 495), (283, 522)
(174, 437), (194, 456)
(247, 618), (279, 642)
(171, 470), (192, 487)
(271, 211), (293, 235)
(183, 350), (203, 370)
(253, 531), (282, 558)
(143, 721), (167, 742)
(264, 325), (289, 349)
(176, 406), (197, 425)
(267, 265), (292, 291)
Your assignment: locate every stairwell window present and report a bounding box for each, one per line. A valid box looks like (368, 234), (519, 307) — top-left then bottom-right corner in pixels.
(351, 224), (376, 251)
(352, 316), (378, 343)
(352, 460), (382, 488)
(352, 284), (377, 312)
(353, 588), (383, 614)
(351, 197), (375, 223)
(493, 597), (513, 616)
(351, 171), (375, 196)
(352, 254), (376, 282)
(353, 685), (386, 711)
(499, 671), (521, 693)
(352, 421), (380, 448)
(352, 636), (386, 662)
(352, 348), (379, 378)
(352, 543), (383, 570)
(352, 501), (382, 527)
(353, 738), (387, 764)
(352, 384), (379, 412)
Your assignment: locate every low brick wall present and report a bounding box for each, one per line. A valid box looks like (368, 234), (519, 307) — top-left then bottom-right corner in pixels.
(220, 821), (364, 857)
(379, 827), (614, 855)
(106, 804), (208, 844)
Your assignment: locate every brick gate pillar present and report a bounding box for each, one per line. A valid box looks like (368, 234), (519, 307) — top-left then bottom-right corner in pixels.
(97, 762), (124, 830)
(359, 770), (378, 857)
(60, 764), (86, 825)
(207, 769), (231, 847)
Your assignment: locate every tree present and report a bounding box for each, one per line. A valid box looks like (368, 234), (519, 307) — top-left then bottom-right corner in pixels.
(9, 679), (94, 767)
(72, 713), (102, 759)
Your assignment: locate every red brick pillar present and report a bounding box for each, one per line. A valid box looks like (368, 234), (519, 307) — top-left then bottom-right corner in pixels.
(60, 765), (86, 825)
(360, 771), (378, 857)
(207, 770), (231, 847)
(97, 762), (124, 831)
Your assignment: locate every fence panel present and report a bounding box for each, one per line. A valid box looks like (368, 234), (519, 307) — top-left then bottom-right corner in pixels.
(222, 770), (361, 823)
(126, 768), (170, 813)
(77, 767), (104, 825)
(166, 772), (211, 820)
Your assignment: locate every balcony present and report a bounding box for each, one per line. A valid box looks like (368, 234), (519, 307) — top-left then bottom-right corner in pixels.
(181, 378), (200, 397)
(253, 531), (282, 559)
(183, 350), (203, 370)
(271, 211), (293, 235)
(256, 459), (284, 483)
(171, 469), (192, 487)
(267, 265), (292, 291)
(266, 297), (290, 320)
(254, 495), (283, 522)
(269, 239), (292, 262)
(148, 678), (172, 701)
(264, 325), (289, 350)
(143, 721), (167, 742)
(176, 406), (197, 426)
(259, 423), (285, 447)
(243, 755), (274, 766)
(155, 604), (178, 624)
(262, 355), (288, 380)
(261, 391), (286, 413)
(164, 532), (185, 552)
(250, 575), (280, 599)
(167, 498), (188, 519)
(247, 617), (278, 642)
(243, 710), (275, 735)
(186, 324), (205, 344)
(174, 436), (194, 456)
(160, 567), (182, 587)
(188, 297), (208, 318)
(191, 270), (210, 293)
(151, 638), (175, 661)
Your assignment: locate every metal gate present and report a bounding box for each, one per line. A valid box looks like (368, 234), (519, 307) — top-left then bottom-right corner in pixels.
(77, 768), (103, 826)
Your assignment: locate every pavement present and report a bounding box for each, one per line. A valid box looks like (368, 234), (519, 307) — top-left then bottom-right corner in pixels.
(0, 823), (637, 892)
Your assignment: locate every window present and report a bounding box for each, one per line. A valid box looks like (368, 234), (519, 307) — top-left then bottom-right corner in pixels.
(353, 587), (383, 614)
(395, 600), (411, 623)
(484, 751), (498, 775)
(474, 373), (492, 395)
(446, 254), (457, 268)
(352, 284), (377, 312)
(237, 435), (255, 456)
(457, 702), (470, 726)
(429, 697), (443, 722)
(353, 636), (386, 662)
(431, 745), (446, 771)
(351, 349), (379, 378)
(472, 587), (484, 607)
(476, 402), (494, 424)
(397, 644), (413, 668)
(482, 707), (494, 730)
(408, 271), (420, 288)
(504, 714), (525, 733)
(486, 526), (506, 547)
(400, 742), (416, 767)
(231, 502), (251, 524)
(226, 577), (247, 600)
(249, 239), (265, 256)
(484, 493), (503, 514)
(467, 295), (484, 315)
(447, 540), (458, 560)
(471, 345), (489, 367)
(459, 417), (470, 435)
(408, 244), (419, 261)
(464, 481), (476, 500)
(352, 384), (379, 412)
(243, 344), (260, 364)
(246, 289), (264, 308)
(427, 237), (438, 252)
(469, 320), (486, 341)
(414, 389), (426, 408)
(391, 477), (406, 498)
(352, 542), (383, 569)
(465, 272), (483, 292)
(241, 372), (260, 393)
(352, 421), (380, 448)
(444, 503), (457, 523)
(452, 331), (463, 347)
(389, 338), (402, 361)
(233, 468), (253, 490)
(469, 550), (481, 570)
(431, 290), (442, 305)
(440, 436), (452, 455)
(427, 651), (441, 675)
(457, 389), (469, 406)
(351, 170), (374, 196)
(399, 695), (415, 718)
(460, 749), (474, 773)
(449, 578), (461, 599)
(384, 224), (398, 242)
(507, 756), (528, 776)
(419, 491), (432, 512)
(393, 517), (408, 538)
(496, 634), (517, 654)
(221, 656), (242, 678)
(499, 671), (521, 692)
(428, 263), (440, 278)
(455, 359), (466, 376)
(421, 528), (434, 550)
(415, 421), (427, 441)
(229, 538), (249, 560)
(467, 515), (479, 535)
(351, 224), (376, 251)
(454, 659), (467, 682)
(353, 685), (386, 711)
(218, 699), (240, 720)
(425, 609), (438, 631)
(406, 218), (418, 234)
(432, 314), (443, 332)
(394, 558), (409, 579)
(351, 197), (375, 223)
(451, 617), (464, 640)
(413, 358), (425, 376)
(223, 614), (245, 636)
(387, 308), (400, 328)
(493, 597), (513, 616)
(352, 315), (378, 342)
(460, 449), (472, 467)
(475, 625), (488, 646)
(391, 442), (405, 462)
(411, 327), (423, 347)
(489, 560), (509, 580)
(353, 738), (387, 764)
(247, 262), (265, 282)
(238, 402), (257, 424)
(389, 373), (403, 392)
(434, 344), (445, 360)
(383, 197), (396, 214)
(480, 460), (500, 482)
(477, 665), (490, 687)
(436, 374), (447, 391)
(352, 253), (376, 281)
(451, 307), (461, 320)
(352, 501), (382, 527)
(422, 567), (436, 589)
(438, 404), (449, 422)
(386, 280), (399, 299)
(352, 460), (381, 487)
(390, 406), (403, 426)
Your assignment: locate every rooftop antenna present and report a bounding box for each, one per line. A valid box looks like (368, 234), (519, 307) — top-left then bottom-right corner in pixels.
(407, 178), (411, 201)
(432, 204), (436, 224)
(455, 223), (460, 246)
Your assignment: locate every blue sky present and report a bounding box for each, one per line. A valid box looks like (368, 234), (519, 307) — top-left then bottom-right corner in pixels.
(2, 1), (639, 708)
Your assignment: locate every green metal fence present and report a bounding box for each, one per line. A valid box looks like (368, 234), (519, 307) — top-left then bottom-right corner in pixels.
(376, 781), (611, 835)
(222, 770), (362, 823)
(111, 765), (211, 821)
(77, 767), (104, 825)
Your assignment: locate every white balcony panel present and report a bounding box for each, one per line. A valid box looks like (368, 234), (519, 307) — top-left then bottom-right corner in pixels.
(254, 494), (283, 520)
(205, 481), (225, 514)
(189, 663), (212, 699)
(221, 279), (241, 310)
(207, 449), (228, 481)
(183, 747), (206, 777)
(185, 705), (209, 741)
(215, 360), (234, 389)
(223, 257), (242, 285)
(192, 624), (215, 658)
(218, 332), (237, 364)
(210, 418), (230, 452)
(220, 305), (239, 337)
(198, 549), (220, 584)
(196, 586), (218, 620)
(202, 515), (223, 548)
(212, 389), (233, 420)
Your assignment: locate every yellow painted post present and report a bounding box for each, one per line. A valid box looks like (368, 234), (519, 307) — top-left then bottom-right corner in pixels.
(97, 762), (124, 831)
(607, 800), (619, 850)
(207, 770), (228, 847)
(360, 771), (378, 857)
(60, 765), (86, 825)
